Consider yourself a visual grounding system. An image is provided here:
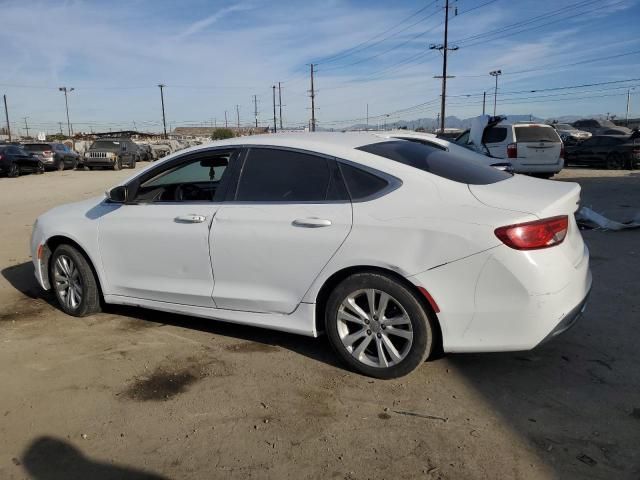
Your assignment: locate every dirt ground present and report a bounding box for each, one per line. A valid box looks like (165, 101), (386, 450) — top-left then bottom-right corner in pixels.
(0, 165), (639, 480)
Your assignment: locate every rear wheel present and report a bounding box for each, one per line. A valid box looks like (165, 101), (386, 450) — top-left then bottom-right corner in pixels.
(56, 158), (65, 171)
(606, 153), (623, 170)
(325, 273), (434, 379)
(50, 244), (101, 317)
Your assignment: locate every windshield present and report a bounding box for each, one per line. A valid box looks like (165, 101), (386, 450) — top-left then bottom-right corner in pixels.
(90, 141), (121, 150)
(356, 141), (511, 185)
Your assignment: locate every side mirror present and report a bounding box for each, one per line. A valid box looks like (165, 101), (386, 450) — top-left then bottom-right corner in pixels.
(106, 185), (128, 203)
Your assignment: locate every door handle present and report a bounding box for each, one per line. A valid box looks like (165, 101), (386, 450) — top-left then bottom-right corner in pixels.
(175, 214), (207, 224)
(292, 218), (332, 228)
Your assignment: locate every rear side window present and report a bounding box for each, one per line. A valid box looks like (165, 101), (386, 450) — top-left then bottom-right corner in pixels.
(339, 163), (389, 200)
(482, 127), (508, 143)
(236, 148), (331, 202)
(23, 144), (50, 151)
(357, 141), (511, 185)
(514, 126), (560, 143)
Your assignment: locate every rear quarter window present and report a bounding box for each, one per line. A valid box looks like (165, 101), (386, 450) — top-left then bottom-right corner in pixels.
(482, 127), (508, 144)
(356, 141), (511, 185)
(514, 126), (560, 143)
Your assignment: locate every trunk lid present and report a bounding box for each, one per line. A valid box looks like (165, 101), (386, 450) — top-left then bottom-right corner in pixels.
(513, 125), (562, 165)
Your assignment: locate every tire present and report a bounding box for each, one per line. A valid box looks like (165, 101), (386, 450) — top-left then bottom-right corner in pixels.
(72, 159), (79, 170)
(7, 163), (20, 178)
(36, 162), (45, 174)
(606, 153), (623, 170)
(129, 156), (137, 169)
(56, 158), (65, 171)
(325, 272), (434, 379)
(50, 244), (101, 317)
(113, 158), (122, 171)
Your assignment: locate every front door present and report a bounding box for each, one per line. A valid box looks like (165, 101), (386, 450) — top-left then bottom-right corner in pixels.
(211, 147), (352, 314)
(98, 148), (237, 307)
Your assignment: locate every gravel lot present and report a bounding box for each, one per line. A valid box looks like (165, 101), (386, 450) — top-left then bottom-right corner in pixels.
(1, 166), (639, 479)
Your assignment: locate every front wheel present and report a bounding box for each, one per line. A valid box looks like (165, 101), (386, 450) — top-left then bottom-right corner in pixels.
(7, 163), (20, 178)
(113, 158), (122, 171)
(325, 273), (434, 379)
(606, 153), (623, 170)
(50, 244), (101, 317)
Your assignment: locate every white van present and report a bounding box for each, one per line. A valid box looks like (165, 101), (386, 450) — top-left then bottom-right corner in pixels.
(455, 120), (564, 178)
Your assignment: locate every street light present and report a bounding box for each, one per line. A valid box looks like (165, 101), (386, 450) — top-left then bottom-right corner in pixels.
(489, 70), (502, 116)
(58, 87), (74, 137)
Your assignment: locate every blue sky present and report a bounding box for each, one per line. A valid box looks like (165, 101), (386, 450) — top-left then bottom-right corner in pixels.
(0, 0), (638, 133)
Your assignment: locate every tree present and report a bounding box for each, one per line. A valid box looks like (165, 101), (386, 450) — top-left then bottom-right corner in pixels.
(212, 128), (235, 140)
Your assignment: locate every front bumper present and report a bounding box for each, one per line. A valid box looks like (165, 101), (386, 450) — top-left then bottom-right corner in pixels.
(84, 156), (117, 167)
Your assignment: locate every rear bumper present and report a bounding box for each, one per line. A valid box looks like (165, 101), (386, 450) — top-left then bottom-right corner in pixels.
(409, 228), (591, 353)
(511, 158), (564, 174)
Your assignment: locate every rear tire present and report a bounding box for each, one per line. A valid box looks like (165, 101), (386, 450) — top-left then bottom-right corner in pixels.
(325, 272), (434, 379)
(56, 159), (65, 171)
(606, 153), (623, 170)
(50, 244), (101, 317)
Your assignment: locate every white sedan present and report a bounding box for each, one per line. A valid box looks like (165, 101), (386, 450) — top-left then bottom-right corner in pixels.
(31, 133), (591, 378)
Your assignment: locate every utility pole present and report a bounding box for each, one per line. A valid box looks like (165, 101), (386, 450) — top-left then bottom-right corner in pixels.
(366, 103), (369, 131)
(253, 95), (259, 128)
(272, 85), (277, 133)
(309, 64), (317, 132)
(23, 117), (30, 138)
(225, 110), (228, 128)
(58, 87), (74, 137)
(3, 95), (11, 141)
(236, 104), (240, 129)
(158, 84), (167, 138)
(58, 122), (63, 135)
(278, 82), (283, 130)
(482, 91), (486, 115)
(626, 88), (634, 126)
(489, 70), (502, 116)
(430, 0), (458, 133)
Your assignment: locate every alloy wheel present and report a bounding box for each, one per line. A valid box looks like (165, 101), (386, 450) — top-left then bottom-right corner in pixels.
(337, 289), (413, 368)
(53, 254), (83, 311)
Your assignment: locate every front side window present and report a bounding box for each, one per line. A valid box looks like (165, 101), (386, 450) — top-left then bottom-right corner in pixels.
(236, 148), (332, 202)
(134, 151), (231, 202)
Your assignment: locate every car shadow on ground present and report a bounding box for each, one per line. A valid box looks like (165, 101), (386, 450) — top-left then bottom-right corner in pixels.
(20, 436), (168, 480)
(1, 261), (340, 369)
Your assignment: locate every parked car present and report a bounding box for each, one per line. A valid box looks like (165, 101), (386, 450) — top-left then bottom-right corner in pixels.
(83, 138), (137, 170)
(0, 144), (44, 177)
(565, 134), (640, 169)
(572, 119), (632, 136)
(454, 119), (564, 178)
(22, 142), (80, 171)
(135, 144), (153, 161)
(31, 133), (591, 378)
(382, 130), (512, 171)
(551, 123), (591, 144)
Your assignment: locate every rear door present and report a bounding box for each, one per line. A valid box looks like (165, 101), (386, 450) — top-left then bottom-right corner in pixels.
(210, 147), (352, 314)
(513, 125), (561, 166)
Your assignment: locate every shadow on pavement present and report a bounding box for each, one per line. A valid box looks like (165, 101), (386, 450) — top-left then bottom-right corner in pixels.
(21, 436), (168, 480)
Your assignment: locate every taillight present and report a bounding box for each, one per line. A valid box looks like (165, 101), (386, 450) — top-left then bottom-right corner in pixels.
(560, 144), (565, 159)
(43, 150), (54, 157)
(495, 215), (569, 250)
(507, 143), (517, 159)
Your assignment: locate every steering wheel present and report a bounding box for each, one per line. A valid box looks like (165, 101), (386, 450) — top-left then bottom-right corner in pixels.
(175, 183), (203, 201)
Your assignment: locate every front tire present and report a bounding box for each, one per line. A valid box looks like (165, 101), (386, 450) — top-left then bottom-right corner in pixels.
(50, 244), (101, 317)
(325, 273), (434, 379)
(113, 158), (122, 171)
(606, 153), (623, 170)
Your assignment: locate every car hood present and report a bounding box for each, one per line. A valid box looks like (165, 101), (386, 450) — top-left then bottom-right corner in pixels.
(39, 196), (115, 224)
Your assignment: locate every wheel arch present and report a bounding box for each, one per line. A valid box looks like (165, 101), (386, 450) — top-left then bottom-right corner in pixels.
(44, 235), (104, 300)
(314, 265), (443, 353)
